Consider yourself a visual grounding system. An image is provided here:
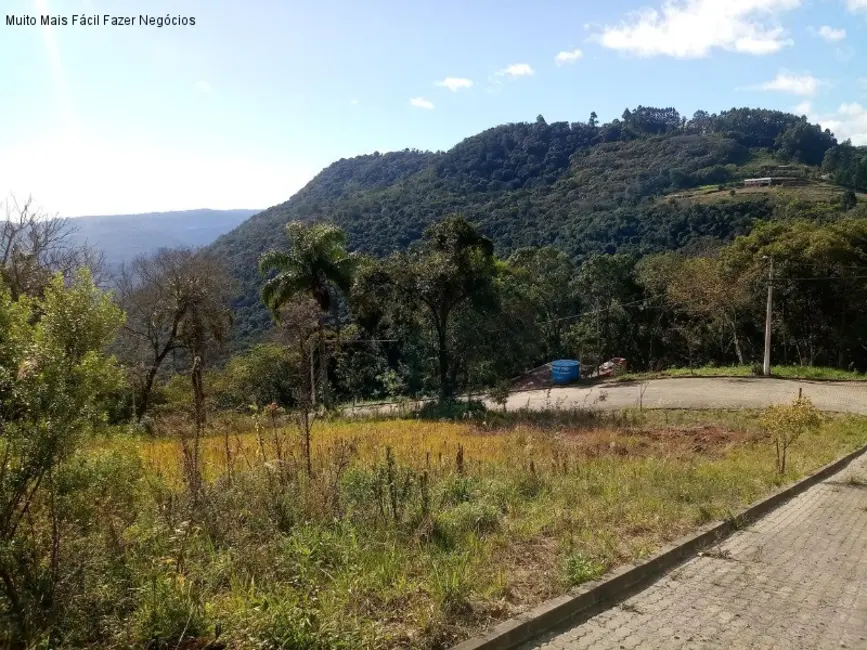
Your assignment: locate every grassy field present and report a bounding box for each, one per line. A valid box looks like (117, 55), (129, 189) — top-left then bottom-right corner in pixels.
(614, 364), (867, 383)
(54, 407), (867, 650)
(666, 182), (867, 206)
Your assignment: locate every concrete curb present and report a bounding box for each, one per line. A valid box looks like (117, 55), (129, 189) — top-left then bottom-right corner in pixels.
(450, 441), (867, 650)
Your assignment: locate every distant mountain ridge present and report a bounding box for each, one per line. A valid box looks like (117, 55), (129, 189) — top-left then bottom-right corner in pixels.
(70, 208), (258, 267)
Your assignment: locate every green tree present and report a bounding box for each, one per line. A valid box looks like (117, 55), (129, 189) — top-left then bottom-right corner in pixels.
(116, 248), (233, 420)
(774, 120), (836, 166)
(0, 270), (124, 639)
(259, 221), (356, 409)
(504, 246), (578, 361)
(667, 257), (753, 364)
(259, 221), (354, 315)
(723, 219), (867, 368)
(214, 343), (302, 410)
(568, 254), (642, 368)
(388, 215), (497, 398)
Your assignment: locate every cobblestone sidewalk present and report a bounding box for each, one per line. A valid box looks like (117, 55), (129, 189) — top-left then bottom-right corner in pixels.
(523, 452), (867, 650)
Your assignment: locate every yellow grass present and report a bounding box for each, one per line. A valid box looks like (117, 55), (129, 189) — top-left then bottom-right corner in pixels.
(99, 410), (867, 648)
(141, 418), (575, 485)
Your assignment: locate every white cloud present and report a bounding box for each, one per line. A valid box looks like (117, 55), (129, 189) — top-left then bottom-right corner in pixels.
(758, 71), (822, 96)
(847, 0), (867, 13)
(409, 97), (434, 109)
(792, 101), (812, 115)
(194, 80), (211, 93)
(814, 103), (867, 145)
(555, 48), (584, 65)
(435, 77), (473, 91)
(817, 25), (846, 41)
(497, 63), (535, 78)
(596, 0), (800, 58)
(349, 98), (359, 105)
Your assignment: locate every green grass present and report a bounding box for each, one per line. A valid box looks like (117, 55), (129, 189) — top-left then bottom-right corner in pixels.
(614, 364), (867, 383)
(24, 407), (867, 650)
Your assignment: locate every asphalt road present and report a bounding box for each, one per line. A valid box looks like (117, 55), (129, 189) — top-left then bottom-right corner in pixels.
(355, 378), (867, 416)
(500, 377), (867, 415)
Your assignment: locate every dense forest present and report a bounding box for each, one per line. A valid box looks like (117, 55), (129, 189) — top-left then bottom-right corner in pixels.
(209, 106), (864, 342)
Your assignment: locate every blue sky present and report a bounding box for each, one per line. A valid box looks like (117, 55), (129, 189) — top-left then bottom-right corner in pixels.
(1, 0), (866, 216)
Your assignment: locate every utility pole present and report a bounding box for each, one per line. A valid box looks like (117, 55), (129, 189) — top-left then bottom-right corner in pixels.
(320, 336), (328, 408)
(763, 255), (773, 377)
(595, 299), (601, 377)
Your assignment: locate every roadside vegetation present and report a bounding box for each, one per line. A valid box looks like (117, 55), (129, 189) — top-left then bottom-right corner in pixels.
(14, 405), (864, 649)
(614, 365), (867, 383)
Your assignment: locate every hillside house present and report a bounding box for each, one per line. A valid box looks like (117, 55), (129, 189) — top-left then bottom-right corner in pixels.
(744, 177), (774, 187)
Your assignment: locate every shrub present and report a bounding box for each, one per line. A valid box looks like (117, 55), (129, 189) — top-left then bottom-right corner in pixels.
(488, 381), (511, 412)
(438, 475), (479, 507)
(244, 593), (356, 650)
(760, 395), (822, 474)
(418, 399), (486, 421)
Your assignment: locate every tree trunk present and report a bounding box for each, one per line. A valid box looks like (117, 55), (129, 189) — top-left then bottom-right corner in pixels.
(135, 345), (174, 420)
(436, 320), (451, 399)
(731, 326), (744, 365)
(135, 364), (160, 420)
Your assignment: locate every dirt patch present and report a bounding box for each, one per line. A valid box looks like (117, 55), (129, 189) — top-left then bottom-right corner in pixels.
(488, 537), (562, 609)
(557, 425), (753, 459)
(511, 364), (554, 391)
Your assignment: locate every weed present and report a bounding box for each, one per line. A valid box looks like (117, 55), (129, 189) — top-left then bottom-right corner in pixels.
(430, 554), (473, 615)
(564, 553), (606, 586)
(438, 501), (502, 539)
(132, 575), (207, 647)
(619, 601), (643, 614)
(700, 547), (734, 561)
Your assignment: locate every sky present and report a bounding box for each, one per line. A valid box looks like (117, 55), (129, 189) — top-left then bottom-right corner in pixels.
(1, 0), (866, 217)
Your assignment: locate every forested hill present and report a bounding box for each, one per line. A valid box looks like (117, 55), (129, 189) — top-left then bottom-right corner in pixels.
(209, 106), (867, 342)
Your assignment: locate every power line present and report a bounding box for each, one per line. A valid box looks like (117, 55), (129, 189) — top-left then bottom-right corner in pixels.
(541, 293), (666, 326)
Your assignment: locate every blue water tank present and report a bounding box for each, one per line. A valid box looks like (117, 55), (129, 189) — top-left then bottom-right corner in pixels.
(550, 359), (581, 385)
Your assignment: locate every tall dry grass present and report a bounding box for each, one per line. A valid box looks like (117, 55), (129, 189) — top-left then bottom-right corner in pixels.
(41, 409), (867, 649)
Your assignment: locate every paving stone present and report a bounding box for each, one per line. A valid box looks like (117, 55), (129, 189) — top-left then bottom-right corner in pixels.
(520, 453), (867, 649)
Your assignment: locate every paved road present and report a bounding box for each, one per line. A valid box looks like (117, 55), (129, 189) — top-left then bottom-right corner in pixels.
(355, 378), (867, 417)
(501, 378), (867, 415)
(523, 451), (867, 650)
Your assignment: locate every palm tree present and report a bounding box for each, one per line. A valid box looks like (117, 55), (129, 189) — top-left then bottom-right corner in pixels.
(259, 222), (355, 476)
(259, 221), (355, 412)
(259, 221), (354, 315)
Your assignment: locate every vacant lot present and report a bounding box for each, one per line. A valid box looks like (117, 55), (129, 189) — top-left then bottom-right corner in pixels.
(62, 411), (867, 649)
